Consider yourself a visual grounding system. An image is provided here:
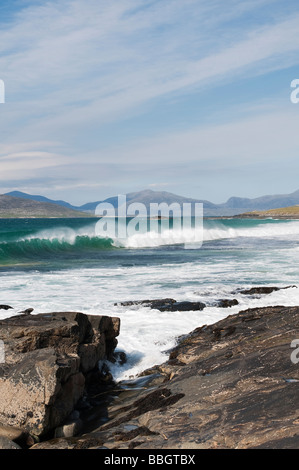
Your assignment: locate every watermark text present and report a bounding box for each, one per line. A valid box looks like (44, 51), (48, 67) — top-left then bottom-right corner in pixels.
(290, 79), (299, 104)
(95, 195), (203, 247)
(290, 339), (299, 364)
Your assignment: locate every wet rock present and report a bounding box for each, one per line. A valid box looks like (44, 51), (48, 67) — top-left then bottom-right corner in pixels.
(59, 305), (299, 450)
(0, 305), (13, 310)
(6, 301), (299, 450)
(217, 299), (239, 308)
(115, 298), (176, 309)
(19, 308), (34, 315)
(109, 351), (127, 365)
(239, 285), (297, 295)
(159, 301), (206, 312)
(116, 298), (205, 312)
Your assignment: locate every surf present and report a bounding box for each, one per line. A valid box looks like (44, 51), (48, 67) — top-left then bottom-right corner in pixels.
(0, 231), (115, 264)
(1, 217), (298, 265)
(117, 218), (299, 248)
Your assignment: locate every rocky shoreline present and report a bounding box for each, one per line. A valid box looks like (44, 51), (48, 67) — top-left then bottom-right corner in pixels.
(1, 287), (299, 449)
(0, 311), (120, 448)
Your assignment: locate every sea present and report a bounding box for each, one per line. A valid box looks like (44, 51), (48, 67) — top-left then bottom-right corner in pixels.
(0, 216), (299, 382)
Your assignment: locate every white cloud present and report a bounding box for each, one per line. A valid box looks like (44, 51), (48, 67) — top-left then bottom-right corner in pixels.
(96, 107), (299, 167)
(0, 0), (299, 200)
(0, 148), (68, 179)
(1, 0), (299, 124)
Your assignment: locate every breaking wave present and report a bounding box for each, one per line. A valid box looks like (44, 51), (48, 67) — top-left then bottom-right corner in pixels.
(0, 218), (298, 263)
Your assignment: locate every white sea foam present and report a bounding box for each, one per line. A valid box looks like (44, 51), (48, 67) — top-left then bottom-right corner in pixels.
(117, 219), (299, 248)
(1, 218), (299, 381)
(1, 248), (299, 380)
(203, 220), (299, 241)
(20, 225), (98, 244)
(14, 219), (299, 249)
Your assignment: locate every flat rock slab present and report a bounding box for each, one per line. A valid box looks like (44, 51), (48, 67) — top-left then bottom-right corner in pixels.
(116, 298), (206, 311)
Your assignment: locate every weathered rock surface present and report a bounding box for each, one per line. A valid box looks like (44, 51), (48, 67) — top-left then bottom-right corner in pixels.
(116, 298), (176, 308)
(117, 297), (240, 311)
(0, 312), (120, 440)
(0, 423), (32, 447)
(238, 285), (297, 295)
(216, 299), (239, 308)
(0, 436), (22, 449)
(33, 305), (299, 449)
(116, 298), (206, 312)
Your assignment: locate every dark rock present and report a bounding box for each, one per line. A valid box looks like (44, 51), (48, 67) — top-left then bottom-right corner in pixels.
(44, 305), (299, 450)
(19, 308), (34, 315)
(217, 299), (239, 308)
(158, 301), (206, 312)
(13, 302), (299, 450)
(116, 298), (205, 312)
(115, 298), (176, 309)
(0, 311), (120, 438)
(110, 351), (127, 365)
(0, 305), (13, 311)
(239, 285), (297, 295)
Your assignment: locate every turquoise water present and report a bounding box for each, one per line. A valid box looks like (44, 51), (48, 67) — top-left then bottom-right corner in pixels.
(0, 217), (298, 271)
(1, 216), (299, 379)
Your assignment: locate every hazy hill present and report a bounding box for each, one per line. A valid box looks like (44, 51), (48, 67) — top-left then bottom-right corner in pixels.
(235, 205), (299, 219)
(81, 189), (218, 215)
(0, 194), (93, 218)
(5, 188), (299, 216)
(6, 191), (79, 211)
(222, 189), (299, 211)
(67, 187), (299, 216)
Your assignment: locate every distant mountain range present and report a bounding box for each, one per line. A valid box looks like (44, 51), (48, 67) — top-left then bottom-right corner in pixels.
(6, 191), (79, 211)
(0, 194), (92, 218)
(4, 188), (299, 217)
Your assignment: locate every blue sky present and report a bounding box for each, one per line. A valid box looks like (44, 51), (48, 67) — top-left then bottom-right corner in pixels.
(0, 0), (299, 205)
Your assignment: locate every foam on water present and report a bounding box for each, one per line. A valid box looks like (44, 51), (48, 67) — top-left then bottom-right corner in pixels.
(1, 218), (298, 253)
(1, 217), (299, 381)
(202, 219), (299, 242)
(1, 248), (299, 381)
(114, 218), (299, 248)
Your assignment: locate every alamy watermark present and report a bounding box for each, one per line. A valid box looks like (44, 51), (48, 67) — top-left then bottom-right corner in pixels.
(0, 79), (5, 104)
(95, 194), (203, 246)
(290, 339), (299, 364)
(290, 79), (299, 104)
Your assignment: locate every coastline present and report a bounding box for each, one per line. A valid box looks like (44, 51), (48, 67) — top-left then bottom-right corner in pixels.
(1, 286), (299, 449)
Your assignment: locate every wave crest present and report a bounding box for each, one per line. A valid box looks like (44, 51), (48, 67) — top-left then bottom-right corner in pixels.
(1, 219), (298, 263)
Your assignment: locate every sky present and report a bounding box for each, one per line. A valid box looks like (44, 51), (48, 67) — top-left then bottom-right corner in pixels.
(0, 0), (299, 206)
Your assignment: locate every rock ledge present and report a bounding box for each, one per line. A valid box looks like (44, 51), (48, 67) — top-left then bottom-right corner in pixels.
(0, 312), (120, 440)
